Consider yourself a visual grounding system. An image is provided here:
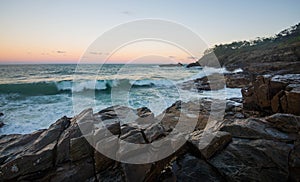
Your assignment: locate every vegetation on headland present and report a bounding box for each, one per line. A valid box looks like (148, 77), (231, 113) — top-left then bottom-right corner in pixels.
(189, 23), (300, 69)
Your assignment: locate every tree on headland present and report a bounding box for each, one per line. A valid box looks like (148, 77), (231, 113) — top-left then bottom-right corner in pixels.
(191, 23), (300, 68)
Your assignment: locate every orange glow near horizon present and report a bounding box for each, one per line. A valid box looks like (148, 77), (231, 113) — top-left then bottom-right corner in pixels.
(0, 44), (83, 63)
(79, 40), (200, 64)
(0, 41), (200, 64)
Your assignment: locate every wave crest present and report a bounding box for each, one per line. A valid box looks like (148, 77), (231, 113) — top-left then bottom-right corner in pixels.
(0, 79), (175, 95)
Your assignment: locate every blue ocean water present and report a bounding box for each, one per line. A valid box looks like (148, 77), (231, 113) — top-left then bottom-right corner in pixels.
(0, 64), (242, 134)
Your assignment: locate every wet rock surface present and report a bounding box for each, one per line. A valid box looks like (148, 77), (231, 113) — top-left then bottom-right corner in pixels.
(1, 73), (300, 181)
(179, 72), (252, 92)
(178, 73), (225, 91)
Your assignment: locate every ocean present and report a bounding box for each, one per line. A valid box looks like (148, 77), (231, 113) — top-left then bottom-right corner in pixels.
(0, 64), (242, 134)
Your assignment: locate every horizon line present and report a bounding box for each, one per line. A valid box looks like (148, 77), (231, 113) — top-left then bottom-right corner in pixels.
(0, 62), (189, 65)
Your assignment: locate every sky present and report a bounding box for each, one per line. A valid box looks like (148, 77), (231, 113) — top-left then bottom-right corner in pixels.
(0, 0), (299, 64)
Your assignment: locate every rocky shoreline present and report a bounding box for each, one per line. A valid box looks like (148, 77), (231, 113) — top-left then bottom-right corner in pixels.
(0, 72), (299, 181)
(1, 22), (299, 182)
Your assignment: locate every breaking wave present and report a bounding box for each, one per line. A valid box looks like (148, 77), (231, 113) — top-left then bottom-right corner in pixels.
(0, 79), (175, 95)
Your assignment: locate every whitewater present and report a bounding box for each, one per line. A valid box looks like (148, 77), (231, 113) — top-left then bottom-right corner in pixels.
(0, 64), (242, 134)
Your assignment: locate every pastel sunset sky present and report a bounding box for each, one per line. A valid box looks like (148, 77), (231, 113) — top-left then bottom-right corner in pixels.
(0, 0), (299, 64)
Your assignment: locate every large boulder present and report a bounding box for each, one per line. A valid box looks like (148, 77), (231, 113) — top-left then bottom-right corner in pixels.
(157, 100), (214, 133)
(265, 113), (300, 133)
(188, 130), (232, 159)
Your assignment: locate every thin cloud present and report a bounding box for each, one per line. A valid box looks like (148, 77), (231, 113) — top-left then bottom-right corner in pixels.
(168, 56), (176, 59)
(56, 51), (66, 54)
(187, 56), (198, 60)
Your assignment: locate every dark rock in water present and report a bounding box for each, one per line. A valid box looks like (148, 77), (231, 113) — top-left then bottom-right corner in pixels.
(0, 112), (3, 117)
(186, 61), (200, 68)
(178, 73), (225, 92)
(179, 72), (252, 92)
(242, 74), (300, 115)
(159, 63), (183, 67)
